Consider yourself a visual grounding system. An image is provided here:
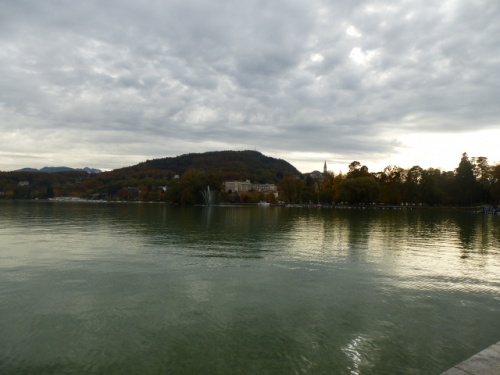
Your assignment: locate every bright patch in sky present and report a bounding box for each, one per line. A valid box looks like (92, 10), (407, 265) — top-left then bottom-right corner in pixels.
(394, 130), (500, 171)
(349, 47), (378, 66)
(346, 25), (362, 38)
(310, 53), (325, 62)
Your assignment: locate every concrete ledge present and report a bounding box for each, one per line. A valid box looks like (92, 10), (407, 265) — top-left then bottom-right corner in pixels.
(442, 341), (500, 375)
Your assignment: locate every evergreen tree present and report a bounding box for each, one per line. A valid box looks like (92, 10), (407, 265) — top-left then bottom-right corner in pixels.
(455, 153), (480, 205)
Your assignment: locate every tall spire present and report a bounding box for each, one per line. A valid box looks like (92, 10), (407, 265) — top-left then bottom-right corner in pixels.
(324, 160), (327, 174)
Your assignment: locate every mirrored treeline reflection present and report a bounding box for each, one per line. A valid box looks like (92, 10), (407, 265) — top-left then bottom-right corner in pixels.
(0, 201), (499, 375)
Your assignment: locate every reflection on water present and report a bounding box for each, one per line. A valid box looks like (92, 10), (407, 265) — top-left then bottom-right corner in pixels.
(0, 201), (499, 375)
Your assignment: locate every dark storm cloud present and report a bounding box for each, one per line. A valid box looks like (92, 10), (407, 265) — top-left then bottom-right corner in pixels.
(0, 0), (499, 171)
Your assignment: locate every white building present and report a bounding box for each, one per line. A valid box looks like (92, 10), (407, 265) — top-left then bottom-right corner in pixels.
(224, 180), (253, 193)
(252, 183), (277, 193)
(224, 180), (276, 193)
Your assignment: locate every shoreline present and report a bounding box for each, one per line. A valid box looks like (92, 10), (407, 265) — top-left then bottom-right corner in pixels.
(1, 198), (498, 213)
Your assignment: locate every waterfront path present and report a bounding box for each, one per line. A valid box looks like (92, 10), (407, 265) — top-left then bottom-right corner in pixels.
(441, 341), (500, 375)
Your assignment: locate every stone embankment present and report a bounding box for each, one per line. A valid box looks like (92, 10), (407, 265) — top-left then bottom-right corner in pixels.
(441, 341), (500, 375)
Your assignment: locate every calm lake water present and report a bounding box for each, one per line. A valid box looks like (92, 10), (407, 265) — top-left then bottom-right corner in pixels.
(1, 201), (499, 375)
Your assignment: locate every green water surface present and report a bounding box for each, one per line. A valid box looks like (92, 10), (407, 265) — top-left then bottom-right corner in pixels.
(1, 201), (499, 374)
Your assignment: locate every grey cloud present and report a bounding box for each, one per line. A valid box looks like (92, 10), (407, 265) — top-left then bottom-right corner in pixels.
(0, 0), (499, 171)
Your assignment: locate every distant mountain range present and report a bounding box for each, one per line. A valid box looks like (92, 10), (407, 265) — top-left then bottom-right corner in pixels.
(16, 166), (102, 174)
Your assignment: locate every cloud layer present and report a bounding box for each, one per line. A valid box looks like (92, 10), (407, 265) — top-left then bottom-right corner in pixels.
(1, 0), (499, 172)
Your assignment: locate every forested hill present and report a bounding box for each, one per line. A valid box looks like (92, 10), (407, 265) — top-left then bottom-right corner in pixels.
(117, 150), (301, 183)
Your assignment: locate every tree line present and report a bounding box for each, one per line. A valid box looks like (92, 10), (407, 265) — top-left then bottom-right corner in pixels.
(1, 153), (499, 206)
(277, 153), (500, 206)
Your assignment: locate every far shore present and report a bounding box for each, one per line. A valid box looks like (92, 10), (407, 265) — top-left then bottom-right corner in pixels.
(3, 198), (498, 213)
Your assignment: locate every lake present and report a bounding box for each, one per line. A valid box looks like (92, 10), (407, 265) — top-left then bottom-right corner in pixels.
(0, 201), (499, 374)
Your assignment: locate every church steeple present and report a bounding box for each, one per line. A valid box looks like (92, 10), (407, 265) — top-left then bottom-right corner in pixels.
(323, 160), (327, 174)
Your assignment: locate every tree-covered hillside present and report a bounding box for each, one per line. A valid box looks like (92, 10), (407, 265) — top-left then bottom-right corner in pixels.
(119, 150), (300, 183)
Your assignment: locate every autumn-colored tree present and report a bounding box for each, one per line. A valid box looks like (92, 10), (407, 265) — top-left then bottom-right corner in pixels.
(239, 191), (265, 203)
(403, 166), (423, 203)
(346, 161), (370, 179)
(420, 168), (445, 205)
(338, 177), (380, 204)
(489, 164), (500, 204)
(277, 176), (306, 203)
(167, 169), (222, 205)
(471, 156), (493, 203)
(379, 165), (405, 204)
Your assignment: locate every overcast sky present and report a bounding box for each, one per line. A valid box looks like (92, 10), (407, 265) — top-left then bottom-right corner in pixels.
(1, 0), (499, 174)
